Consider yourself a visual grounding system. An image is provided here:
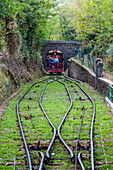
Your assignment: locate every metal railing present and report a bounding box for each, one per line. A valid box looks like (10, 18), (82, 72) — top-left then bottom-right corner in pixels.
(109, 85), (113, 102)
(74, 48), (96, 74)
(0, 65), (23, 103)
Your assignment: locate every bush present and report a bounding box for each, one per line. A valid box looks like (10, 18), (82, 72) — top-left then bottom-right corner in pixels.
(106, 57), (113, 69)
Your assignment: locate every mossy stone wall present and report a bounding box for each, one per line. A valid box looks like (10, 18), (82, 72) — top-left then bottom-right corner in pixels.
(68, 58), (113, 97)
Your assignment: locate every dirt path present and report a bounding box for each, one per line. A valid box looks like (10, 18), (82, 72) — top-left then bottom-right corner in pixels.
(0, 88), (22, 120)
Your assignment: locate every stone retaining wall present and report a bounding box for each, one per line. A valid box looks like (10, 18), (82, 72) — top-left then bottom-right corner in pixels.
(68, 58), (113, 97)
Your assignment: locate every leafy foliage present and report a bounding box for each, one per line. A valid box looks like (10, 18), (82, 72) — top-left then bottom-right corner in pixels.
(1, 0), (113, 62)
(0, 0), (23, 50)
(16, 0), (57, 59)
(48, 0), (77, 40)
(107, 44), (113, 56)
(106, 44), (113, 68)
(0, 0), (57, 58)
(73, 0), (113, 57)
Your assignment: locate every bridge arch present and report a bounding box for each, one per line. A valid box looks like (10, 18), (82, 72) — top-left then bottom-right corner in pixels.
(41, 40), (82, 71)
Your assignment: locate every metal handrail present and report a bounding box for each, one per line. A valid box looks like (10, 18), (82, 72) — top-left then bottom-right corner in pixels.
(109, 85), (113, 102)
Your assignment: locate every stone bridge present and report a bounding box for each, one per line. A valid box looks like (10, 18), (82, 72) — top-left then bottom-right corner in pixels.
(41, 40), (82, 71)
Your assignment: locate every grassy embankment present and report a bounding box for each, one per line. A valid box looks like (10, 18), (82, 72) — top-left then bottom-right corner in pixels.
(0, 76), (113, 169)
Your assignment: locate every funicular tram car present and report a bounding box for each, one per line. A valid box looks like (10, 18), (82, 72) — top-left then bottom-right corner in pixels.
(47, 50), (64, 74)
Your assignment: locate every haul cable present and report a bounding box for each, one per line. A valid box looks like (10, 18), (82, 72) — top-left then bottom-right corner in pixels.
(74, 88), (85, 170)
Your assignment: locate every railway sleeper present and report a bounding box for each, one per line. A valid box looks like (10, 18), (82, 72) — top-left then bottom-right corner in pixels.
(0, 161), (24, 165)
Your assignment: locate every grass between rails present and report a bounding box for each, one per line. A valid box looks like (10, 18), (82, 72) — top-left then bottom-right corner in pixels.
(79, 83), (113, 169)
(0, 76), (113, 169)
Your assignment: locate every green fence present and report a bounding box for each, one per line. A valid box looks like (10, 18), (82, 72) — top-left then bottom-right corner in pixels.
(74, 48), (96, 74)
(109, 85), (113, 102)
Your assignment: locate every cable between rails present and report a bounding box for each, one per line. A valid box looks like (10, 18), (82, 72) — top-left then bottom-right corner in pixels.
(73, 88), (85, 170)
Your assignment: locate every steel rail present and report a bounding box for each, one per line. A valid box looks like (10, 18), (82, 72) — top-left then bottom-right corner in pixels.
(76, 83), (95, 170)
(57, 80), (73, 159)
(39, 79), (74, 159)
(38, 151), (45, 170)
(16, 77), (50, 170)
(16, 75), (95, 169)
(39, 80), (56, 159)
(17, 102), (32, 170)
(63, 73), (82, 84)
(61, 79), (85, 169)
(63, 77), (96, 170)
(78, 152), (85, 170)
(62, 77), (86, 168)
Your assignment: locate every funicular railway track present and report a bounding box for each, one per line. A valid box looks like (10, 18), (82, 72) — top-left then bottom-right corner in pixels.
(16, 75), (95, 170)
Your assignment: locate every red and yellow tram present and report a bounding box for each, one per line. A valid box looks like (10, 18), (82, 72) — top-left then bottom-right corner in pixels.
(47, 50), (64, 74)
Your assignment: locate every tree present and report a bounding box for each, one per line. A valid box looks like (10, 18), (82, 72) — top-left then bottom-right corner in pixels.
(16, 0), (57, 59)
(47, 0), (77, 41)
(0, 0), (23, 51)
(0, 0), (57, 59)
(74, 0), (113, 57)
